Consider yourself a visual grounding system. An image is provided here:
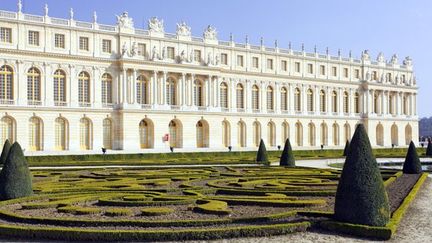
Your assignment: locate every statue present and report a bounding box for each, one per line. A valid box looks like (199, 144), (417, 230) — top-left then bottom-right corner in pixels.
(18, 0), (22, 13)
(215, 54), (220, 65)
(203, 25), (217, 40)
(380, 74), (385, 83)
(361, 50), (370, 61)
(161, 46), (166, 60)
(151, 46), (158, 60)
(377, 52), (385, 62)
(205, 53), (212, 66)
(365, 71), (371, 81)
(70, 8), (74, 20)
(44, 3), (49, 16)
(93, 11), (97, 23)
(121, 42), (128, 57)
(395, 75), (399, 84)
(180, 50), (187, 63)
(403, 56), (412, 66)
(188, 50), (193, 63)
(130, 42), (138, 57)
(148, 17), (164, 33)
(176, 21), (191, 36)
(117, 12), (134, 29)
(390, 54), (398, 64)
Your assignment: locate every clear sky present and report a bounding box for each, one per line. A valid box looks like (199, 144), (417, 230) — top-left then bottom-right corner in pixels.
(2, 0), (431, 117)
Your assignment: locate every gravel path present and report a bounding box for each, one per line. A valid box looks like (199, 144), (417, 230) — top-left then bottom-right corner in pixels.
(183, 178), (432, 243)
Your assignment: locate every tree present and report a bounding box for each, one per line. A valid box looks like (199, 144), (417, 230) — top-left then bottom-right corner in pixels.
(256, 139), (269, 165)
(280, 139), (295, 167)
(0, 139), (11, 164)
(342, 140), (350, 157)
(402, 141), (422, 174)
(334, 124), (390, 226)
(426, 139), (432, 156)
(0, 142), (33, 200)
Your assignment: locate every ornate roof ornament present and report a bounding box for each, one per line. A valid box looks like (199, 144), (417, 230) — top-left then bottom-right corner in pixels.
(403, 56), (413, 66)
(361, 50), (370, 61)
(377, 52), (385, 63)
(17, 0), (22, 13)
(176, 21), (191, 37)
(148, 17), (164, 33)
(203, 25), (217, 40)
(93, 11), (97, 23)
(390, 54), (398, 64)
(69, 8), (74, 20)
(44, 3), (49, 16)
(117, 12), (134, 29)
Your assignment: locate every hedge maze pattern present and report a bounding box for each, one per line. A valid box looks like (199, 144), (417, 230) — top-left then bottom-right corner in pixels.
(0, 167), (401, 241)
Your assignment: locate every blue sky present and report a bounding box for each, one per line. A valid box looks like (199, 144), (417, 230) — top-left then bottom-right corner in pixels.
(2, 0), (431, 117)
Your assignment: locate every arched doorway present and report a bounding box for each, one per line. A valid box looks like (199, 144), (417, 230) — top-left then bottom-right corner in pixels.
(55, 117), (68, 150)
(391, 124), (398, 146)
(267, 122), (276, 147)
(29, 116), (43, 151)
(0, 116), (15, 143)
(376, 123), (384, 146)
(253, 121), (261, 147)
(344, 123), (351, 142)
(238, 121), (246, 147)
(80, 117), (92, 150)
(169, 119), (182, 148)
(308, 122), (316, 146)
(282, 122), (289, 142)
(405, 124), (412, 145)
(295, 122), (303, 146)
(139, 119), (154, 149)
(103, 118), (113, 149)
(196, 119), (209, 148)
(333, 123), (340, 146)
(320, 122), (328, 146)
(222, 120), (231, 147)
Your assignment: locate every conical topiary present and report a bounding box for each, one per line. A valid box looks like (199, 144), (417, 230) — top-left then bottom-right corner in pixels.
(402, 141), (422, 174)
(256, 139), (269, 165)
(426, 139), (432, 156)
(0, 142), (33, 200)
(280, 139), (295, 167)
(334, 124), (390, 226)
(342, 140), (350, 157)
(0, 139), (11, 164)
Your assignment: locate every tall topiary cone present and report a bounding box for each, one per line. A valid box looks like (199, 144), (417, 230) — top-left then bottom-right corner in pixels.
(334, 124), (390, 226)
(342, 140), (350, 157)
(0, 139), (11, 164)
(256, 139), (269, 164)
(426, 139), (432, 156)
(0, 142), (33, 200)
(280, 139), (295, 167)
(402, 141), (422, 174)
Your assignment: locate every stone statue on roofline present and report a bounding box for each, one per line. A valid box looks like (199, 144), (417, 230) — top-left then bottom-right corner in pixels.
(390, 54), (398, 65)
(377, 52), (385, 63)
(361, 50), (370, 61)
(148, 17), (164, 33)
(130, 42), (138, 57)
(176, 21), (191, 37)
(151, 46), (159, 60)
(121, 42), (128, 57)
(403, 56), (413, 66)
(117, 12), (134, 29)
(203, 25), (217, 40)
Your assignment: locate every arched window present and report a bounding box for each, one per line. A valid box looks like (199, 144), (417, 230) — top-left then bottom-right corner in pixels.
(0, 65), (13, 101)
(343, 91), (349, 114)
(307, 88), (313, 112)
(295, 122), (303, 146)
(266, 86), (274, 111)
(320, 123), (328, 146)
(169, 120), (182, 148)
(78, 71), (90, 105)
(344, 123), (351, 142)
(294, 88), (301, 112)
(196, 120), (209, 148)
(405, 124), (412, 145)
(280, 87), (288, 111)
(27, 67), (41, 104)
(136, 75), (149, 104)
(194, 79), (204, 107)
(139, 119), (154, 148)
(320, 90), (326, 112)
(282, 122), (289, 142)
(222, 120), (231, 147)
(55, 117), (67, 150)
(29, 117), (43, 151)
(53, 69), (66, 106)
(308, 123), (316, 146)
(391, 124), (398, 146)
(0, 116), (15, 143)
(333, 123), (340, 146)
(236, 84), (244, 109)
(376, 124), (384, 146)
(166, 77), (176, 105)
(238, 121), (246, 147)
(80, 118), (92, 150)
(220, 82), (228, 108)
(253, 121), (261, 147)
(101, 73), (112, 105)
(252, 85), (259, 110)
(332, 91), (338, 113)
(103, 118), (113, 149)
(267, 122), (276, 146)
(354, 92), (360, 114)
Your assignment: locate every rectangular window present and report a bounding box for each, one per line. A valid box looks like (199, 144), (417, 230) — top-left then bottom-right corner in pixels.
(28, 31), (39, 46)
(252, 57), (259, 68)
(401, 74), (406, 83)
(355, 69), (360, 79)
(167, 47), (175, 59)
(343, 68), (349, 78)
(221, 53), (228, 65)
(194, 50), (201, 62)
(79, 37), (89, 51)
(138, 43), (146, 56)
(54, 34), (65, 49)
(267, 59), (273, 70)
(332, 67), (337, 76)
(307, 64), (313, 74)
(0, 27), (12, 43)
(281, 60), (287, 71)
(102, 39), (111, 53)
(295, 62), (300, 72)
(372, 71), (378, 80)
(237, 55), (244, 67)
(320, 65), (325, 75)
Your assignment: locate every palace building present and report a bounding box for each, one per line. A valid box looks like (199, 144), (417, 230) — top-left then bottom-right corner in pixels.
(0, 2), (419, 155)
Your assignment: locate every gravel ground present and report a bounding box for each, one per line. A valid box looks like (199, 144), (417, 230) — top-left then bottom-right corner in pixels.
(184, 178), (432, 243)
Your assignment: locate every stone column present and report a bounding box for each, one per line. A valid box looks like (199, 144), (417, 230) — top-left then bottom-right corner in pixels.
(43, 63), (53, 106)
(275, 82), (281, 113)
(69, 64), (77, 107)
(132, 69), (137, 104)
(162, 71), (167, 105)
(181, 73), (186, 107)
(302, 84), (307, 114)
(215, 76), (220, 108)
(261, 81), (266, 112)
(288, 84), (294, 114)
(93, 67), (101, 108)
(314, 85), (319, 114)
(15, 61), (25, 106)
(122, 68), (127, 105)
(190, 74), (195, 106)
(151, 71), (157, 105)
(338, 87), (343, 115)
